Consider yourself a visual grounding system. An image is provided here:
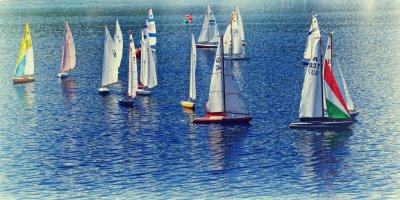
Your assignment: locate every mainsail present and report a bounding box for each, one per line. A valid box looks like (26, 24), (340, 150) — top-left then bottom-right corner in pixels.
(198, 5), (220, 44)
(148, 8), (157, 46)
(101, 24), (118, 87)
(59, 20), (76, 74)
(113, 19), (123, 81)
(128, 32), (138, 99)
(303, 13), (321, 61)
(189, 33), (196, 100)
(236, 5), (245, 43)
(14, 22), (34, 78)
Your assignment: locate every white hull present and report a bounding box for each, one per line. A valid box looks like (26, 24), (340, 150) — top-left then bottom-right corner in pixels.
(98, 87), (110, 94)
(289, 120), (353, 129)
(137, 89), (151, 96)
(224, 55), (250, 60)
(58, 72), (69, 78)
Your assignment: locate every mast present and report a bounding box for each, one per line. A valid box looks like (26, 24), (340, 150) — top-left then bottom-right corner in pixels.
(230, 16), (233, 57)
(127, 31), (131, 98)
(221, 36), (226, 115)
(320, 37), (324, 117)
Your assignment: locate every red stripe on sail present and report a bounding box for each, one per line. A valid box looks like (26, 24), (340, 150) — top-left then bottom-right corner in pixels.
(323, 59), (349, 114)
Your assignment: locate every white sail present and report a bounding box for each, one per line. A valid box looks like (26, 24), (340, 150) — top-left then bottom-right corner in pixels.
(60, 20), (76, 74)
(189, 33), (196, 100)
(231, 11), (243, 55)
(146, 30), (157, 89)
(236, 5), (245, 42)
(336, 60), (355, 111)
(140, 30), (149, 87)
(140, 30), (146, 85)
(25, 46), (34, 76)
(299, 37), (323, 119)
(224, 61), (249, 114)
(198, 5), (220, 44)
(148, 8), (157, 46)
(303, 13), (321, 60)
(101, 24), (117, 87)
(223, 23), (231, 55)
(206, 40), (224, 113)
(128, 33), (138, 99)
(113, 19), (123, 81)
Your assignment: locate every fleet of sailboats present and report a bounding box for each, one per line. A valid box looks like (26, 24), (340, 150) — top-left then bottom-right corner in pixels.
(193, 37), (252, 124)
(196, 5), (220, 48)
(58, 20), (76, 78)
(13, 22), (35, 84)
(119, 32), (138, 107)
(181, 33), (197, 109)
(10, 9), (358, 130)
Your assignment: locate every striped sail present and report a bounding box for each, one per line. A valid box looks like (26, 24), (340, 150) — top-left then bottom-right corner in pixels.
(236, 5), (245, 43)
(303, 13), (321, 60)
(198, 5), (220, 44)
(299, 37), (323, 119)
(189, 33), (196, 100)
(206, 40), (224, 113)
(148, 8), (157, 46)
(113, 19), (123, 82)
(324, 57), (351, 119)
(14, 22), (34, 78)
(101, 24), (118, 87)
(60, 20), (76, 74)
(128, 33), (138, 99)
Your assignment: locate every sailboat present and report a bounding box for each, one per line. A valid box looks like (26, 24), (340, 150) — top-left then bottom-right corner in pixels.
(223, 11), (248, 60)
(326, 32), (358, 117)
(235, 5), (246, 46)
(113, 19), (123, 82)
(58, 20), (76, 78)
(193, 37), (252, 124)
(119, 32), (138, 106)
(13, 22), (35, 84)
(302, 13), (321, 65)
(137, 26), (157, 96)
(148, 8), (157, 49)
(289, 36), (354, 129)
(181, 33), (197, 109)
(196, 5), (220, 48)
(98, 23), (119, 94)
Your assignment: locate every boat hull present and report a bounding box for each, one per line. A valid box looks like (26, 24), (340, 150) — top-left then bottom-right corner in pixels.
(118, 98), (134, 107)
(302, 59), (310, 65)
(289, 120), (353, 129)
(137, 89), (151, 96)
(224, 55), (250, 60)
(98, 87), (110, 95)
(13, 77), (35, 84)
(180, 101), (194, 109)
(193, 115), (253, 124)
(350, 111), (359, 118)
(196, 43), (218, 48)
(58, 72), (69, 79)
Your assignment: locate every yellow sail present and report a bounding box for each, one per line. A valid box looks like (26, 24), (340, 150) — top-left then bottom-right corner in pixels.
(13, 22), (35, 83)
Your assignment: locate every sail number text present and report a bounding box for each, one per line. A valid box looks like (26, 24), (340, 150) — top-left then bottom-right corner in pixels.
(307, 62), (320, 76)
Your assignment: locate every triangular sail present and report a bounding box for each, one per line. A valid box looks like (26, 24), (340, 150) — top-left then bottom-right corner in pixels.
(303, 13), (321, 60)
(113, 19), (123, 82)
(189, 33), (196, 100)
(140, 29), (149, 87)
(14, 22), (34, 78)
(223, 23), (231, 55)
(324, 57), (351, 119)
(198, 5), (220, 44)
(236, 5), (245, 42)
(299, 37), (323, 119)
(60, 20), (76, 74)
(230, 11), (243, 55)
(148, 8), (157, 46)
(128, 33), (138, 99)
(146, 30), (157, 89)
(206, 40), (224, 113)
(224, 61), (249, 114)
(101, 24), (118, 87)
(336, 60), (355, 111)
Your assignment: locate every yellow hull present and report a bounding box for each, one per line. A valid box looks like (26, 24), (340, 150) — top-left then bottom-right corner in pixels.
(13, 77), (35, 84)
(180, 101), (195, 109)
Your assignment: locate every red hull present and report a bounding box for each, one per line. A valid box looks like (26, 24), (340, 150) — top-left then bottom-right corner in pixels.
(193, 113), (252, 124)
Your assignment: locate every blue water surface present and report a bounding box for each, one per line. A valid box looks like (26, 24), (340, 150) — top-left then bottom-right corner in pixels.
(0, 0), (400, 199)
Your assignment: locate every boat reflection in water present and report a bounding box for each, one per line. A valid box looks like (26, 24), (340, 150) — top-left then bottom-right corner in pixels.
(60, 78), (77, 104)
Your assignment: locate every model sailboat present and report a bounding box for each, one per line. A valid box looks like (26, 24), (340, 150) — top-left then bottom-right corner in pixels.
(196, 5), (220, 48)
(302, 13), (320, 65)
(326, 32), (358, 117)
(181, 33), (197, 109)
(236, 5), (246, 46)
(289, 36), (354, 129)
(98, 22), (119, 94)
(119, 32), (138, 106)
(193, 37), (252, 124)
(137, 26), (157, 96)
(58, 20), (76, 78)
(223, 11), (248, 60)
(13, 22), (35, 84)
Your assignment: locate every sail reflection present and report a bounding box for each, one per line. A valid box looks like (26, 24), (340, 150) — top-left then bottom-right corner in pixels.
(14, 82), (36, 110)
(60, 78), (77, 103)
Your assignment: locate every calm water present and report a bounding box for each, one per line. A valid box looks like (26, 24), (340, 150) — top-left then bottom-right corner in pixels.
(1, 0), (400, 199)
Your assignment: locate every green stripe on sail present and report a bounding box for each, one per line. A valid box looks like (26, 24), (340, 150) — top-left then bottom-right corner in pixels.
(326, 99), (350, 119)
